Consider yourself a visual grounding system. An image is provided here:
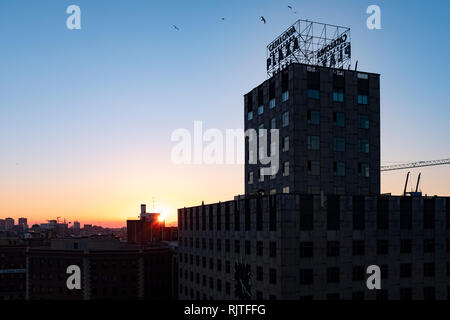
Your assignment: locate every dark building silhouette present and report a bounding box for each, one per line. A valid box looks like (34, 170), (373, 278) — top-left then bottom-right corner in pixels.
(127, 204), (164, 244)
(245, 63), (380, 196)
(0, 239), (26, 300)
(26, 238), (174, 300)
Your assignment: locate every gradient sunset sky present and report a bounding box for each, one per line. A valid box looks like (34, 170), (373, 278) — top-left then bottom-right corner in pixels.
(1, 0), (449, 227)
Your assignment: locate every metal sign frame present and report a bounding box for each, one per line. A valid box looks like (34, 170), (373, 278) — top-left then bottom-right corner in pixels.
(267, 19), (351, 77)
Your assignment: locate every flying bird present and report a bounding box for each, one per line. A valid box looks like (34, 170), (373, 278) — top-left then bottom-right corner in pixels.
(172, 25), (180, 31)
(221, 17), (225, 21)
(288, 5), (293, 9)
(260, 16), (266, 24)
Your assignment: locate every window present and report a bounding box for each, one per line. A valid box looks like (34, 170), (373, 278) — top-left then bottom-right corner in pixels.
(327, 267), (340, 283)
(282, 112), (289, 127)
(258, 123), (265, 133)
(269, 98), (276, 109)
(282, 186), (290, 194)
(300, 269), (313, 284)
(424, 263), (435, 277)
(217, 259), (222, 272)
(400, 264), (412, 278)
(209, 258), (214, 270)
(307, 110), (320, 125)
(300, 242), (313, 258)
(352, 240), (365, 256)
(358, 163), (370, 177)
(258, 105), (264, 115)
(381, 264), (389, 279)
(300, 195), (313, 231)
(327, 293), (340, 300)
(281, 91), (289, 102)
(225, 261), (230, 273)
(270, 118), (276, 129)
(247, 171), (253, 184)
(358, 115), (369, 129)
(377, 240), (388, 255)
(400, 239), (412, 254)
(400, 288), (412, 301)
(269, 242), (277, 257)
(352, 266), (365, 281)
(376, 290), (388, 301)
(282, 162), (290, 176)
(357, 73), (368, 79)
(282, 136), (289, 152)
(256, 241), (263, 256)
(225, 239), (230, 252)
(424, 239), (435, 253)
(333, 138), (345, 152)
(307, 160), (320, 176)
(333, 112), (345, 127)
(358, 94), (368, 105)
(333, 91), (344, 102)
(234, 240), (240, 254)
(248, 111), (253, 120)
(358, 139), (370, 153)
(307, 89), (319, 99)
(269, 269), (277, 284)
(245, 240), (251, 255)
(352, 292), (365, 300)
(256, 266), (263, 281)
(424, 287), (435, 300)
(307, 136), (320, 150)
(327, 241), (340, 257)
(333, 162), (345, 177)
(327, 196), (340, 231)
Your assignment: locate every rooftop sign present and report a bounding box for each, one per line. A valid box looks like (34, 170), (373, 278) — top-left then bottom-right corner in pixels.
(267, 20), (351, 77)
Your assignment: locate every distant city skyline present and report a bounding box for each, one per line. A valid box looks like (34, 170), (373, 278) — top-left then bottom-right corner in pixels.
(1, 0), (449, 227)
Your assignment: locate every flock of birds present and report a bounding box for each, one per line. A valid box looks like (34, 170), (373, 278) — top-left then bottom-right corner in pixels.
(172, 5), (297, 31)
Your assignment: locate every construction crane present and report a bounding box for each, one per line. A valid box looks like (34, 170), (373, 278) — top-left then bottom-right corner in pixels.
(381, 158), (450, 172)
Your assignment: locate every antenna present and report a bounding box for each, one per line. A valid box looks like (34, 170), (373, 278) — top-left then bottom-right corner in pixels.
(354, 60), (358, 72)
(403, 171), (410, 196)
(415, 173), (422, 193)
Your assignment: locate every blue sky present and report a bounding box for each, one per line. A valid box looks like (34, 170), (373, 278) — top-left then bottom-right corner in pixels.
(1, 0), (449, 225)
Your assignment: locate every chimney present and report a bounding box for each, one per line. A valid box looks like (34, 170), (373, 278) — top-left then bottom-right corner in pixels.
(140, 204), (146, 215)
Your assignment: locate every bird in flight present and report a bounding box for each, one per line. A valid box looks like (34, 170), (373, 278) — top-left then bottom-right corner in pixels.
(172, 25), (180, 31)
(221, 17), (225, 21)
(260, 16), (266, 24)
(288, 5), (293, 9)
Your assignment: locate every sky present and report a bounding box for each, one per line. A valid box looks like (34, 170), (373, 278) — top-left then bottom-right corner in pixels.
(1, 0), (449, 227)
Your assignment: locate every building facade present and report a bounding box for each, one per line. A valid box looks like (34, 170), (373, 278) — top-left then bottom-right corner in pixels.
(178, 194), (450, 300)
(26, 238), (174, 300)
(0, 241), (26, 300)
(245, 63), (380, 196)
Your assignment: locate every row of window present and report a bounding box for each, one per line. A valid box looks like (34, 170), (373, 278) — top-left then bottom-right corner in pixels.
(179, 286), (444, 301)
(299, 262), (443, 286)
(248, 91), (289, 120)
(307, 89), (369, 105)
(300, 239), (443, 258)
(247, 161), (370, 184)
(179, 284), (278, 300)
(179, 197), (447, 232)
(251, 110), (371, 131)
(179, 239), (277, 258)
(180, 265), (278, 286)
